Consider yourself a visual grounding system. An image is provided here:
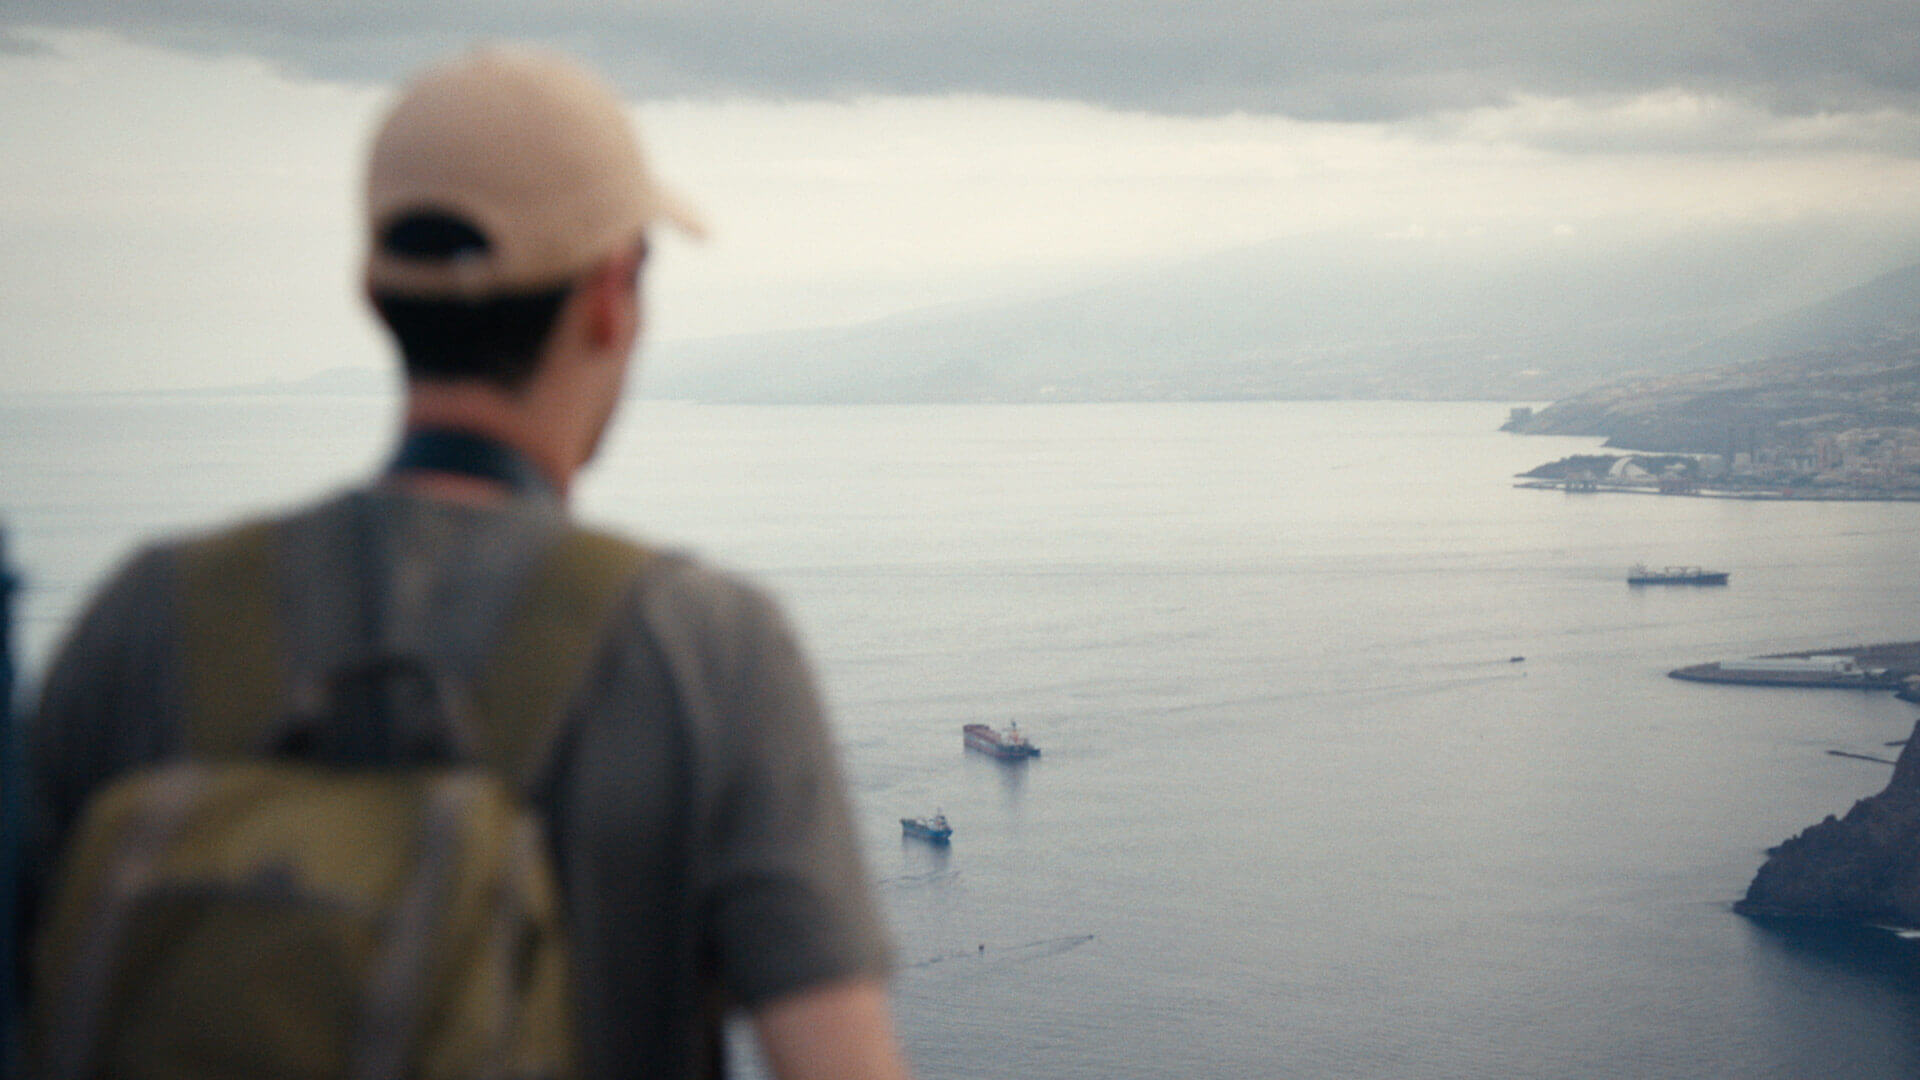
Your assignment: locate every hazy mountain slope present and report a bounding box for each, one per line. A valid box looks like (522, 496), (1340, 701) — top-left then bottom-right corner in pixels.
(643, 225), (1915, 403)
(1511, 262), (1920, 450)
(1686, 262), (1920, 367)
(1510, 343), (1920, 453)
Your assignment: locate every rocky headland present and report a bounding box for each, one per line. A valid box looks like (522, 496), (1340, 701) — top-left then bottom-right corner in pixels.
(1738, 717), (1920, 926)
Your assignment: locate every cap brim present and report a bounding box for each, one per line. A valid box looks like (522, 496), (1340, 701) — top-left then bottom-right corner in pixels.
(652, 186), (708, 241)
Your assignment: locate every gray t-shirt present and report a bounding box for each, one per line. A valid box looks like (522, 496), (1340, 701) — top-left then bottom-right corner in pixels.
(25, 486), (892, 1080)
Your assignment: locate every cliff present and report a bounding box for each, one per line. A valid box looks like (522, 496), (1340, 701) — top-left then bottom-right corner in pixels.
(1738, 718), (1920, 926)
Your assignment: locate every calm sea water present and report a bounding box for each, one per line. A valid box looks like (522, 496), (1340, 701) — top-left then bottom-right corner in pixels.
(6, 396), (1920, 1078)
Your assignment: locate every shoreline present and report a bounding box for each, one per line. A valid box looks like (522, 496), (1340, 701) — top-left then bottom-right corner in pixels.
(1514, 479), (1920, 503)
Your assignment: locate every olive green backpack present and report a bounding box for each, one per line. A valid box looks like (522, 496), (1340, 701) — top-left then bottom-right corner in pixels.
(30, 521), (649, 1080)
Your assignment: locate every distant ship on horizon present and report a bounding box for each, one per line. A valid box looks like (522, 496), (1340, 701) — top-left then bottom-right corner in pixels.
(1628, 564), (1730, 586)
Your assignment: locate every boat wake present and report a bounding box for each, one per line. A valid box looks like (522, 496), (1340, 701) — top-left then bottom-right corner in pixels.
(880, 868), (961, 888)
(904, 933), (1096, 970)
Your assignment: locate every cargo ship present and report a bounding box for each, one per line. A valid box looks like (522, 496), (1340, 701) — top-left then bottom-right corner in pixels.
(964, 722), (1040, 759)
(1628, 564), (1730, 586)
(900, 812), (952, 844)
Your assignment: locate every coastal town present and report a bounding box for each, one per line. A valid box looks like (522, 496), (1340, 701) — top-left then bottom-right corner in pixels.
(1507, 343), (1920, 500)
(1513, 425), (1920, 500)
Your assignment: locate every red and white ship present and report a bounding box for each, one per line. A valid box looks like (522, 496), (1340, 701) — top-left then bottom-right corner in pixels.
(963, 722), (1041, 759)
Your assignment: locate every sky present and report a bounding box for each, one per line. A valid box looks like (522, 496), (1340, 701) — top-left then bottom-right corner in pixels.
(6, 4), (1920, 393)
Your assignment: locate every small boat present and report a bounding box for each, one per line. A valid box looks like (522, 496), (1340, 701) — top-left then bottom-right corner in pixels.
(964, 722), (1040, 759)
(901, 812), (952, 844)
(1627, 564), (1729, 586)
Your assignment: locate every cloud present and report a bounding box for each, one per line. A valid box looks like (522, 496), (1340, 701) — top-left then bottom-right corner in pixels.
(7, 1), (1920, 120)
(9, 28), (1920, 396)
(1427, 91), (1920, 156)
(0, 28), (52, 56)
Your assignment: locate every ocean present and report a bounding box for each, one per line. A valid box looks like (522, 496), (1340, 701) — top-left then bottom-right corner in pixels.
(6, 396), (1920, 1078)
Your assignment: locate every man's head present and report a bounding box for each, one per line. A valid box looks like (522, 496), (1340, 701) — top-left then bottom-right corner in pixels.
(362, 46), (699, 492)
(363, 46), (699, 392)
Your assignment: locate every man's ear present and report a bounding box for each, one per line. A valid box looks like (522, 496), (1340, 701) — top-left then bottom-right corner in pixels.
(582, 245), (646, 349)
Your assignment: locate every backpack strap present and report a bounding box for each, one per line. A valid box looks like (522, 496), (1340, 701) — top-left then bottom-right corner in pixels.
(470, 529), (651, 790)
(179, 521), (285, 757)
(180, 520), (652, 784)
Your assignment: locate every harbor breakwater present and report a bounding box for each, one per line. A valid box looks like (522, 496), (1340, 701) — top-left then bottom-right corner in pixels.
(1669, 663), (1904, 690)
(1670, 640), (1920, 691)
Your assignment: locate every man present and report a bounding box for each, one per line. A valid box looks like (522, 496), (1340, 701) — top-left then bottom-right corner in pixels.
(24, 46), (909, 1080)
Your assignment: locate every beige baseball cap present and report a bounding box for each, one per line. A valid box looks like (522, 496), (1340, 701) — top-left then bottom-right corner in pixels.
(364, 45), (703, 300)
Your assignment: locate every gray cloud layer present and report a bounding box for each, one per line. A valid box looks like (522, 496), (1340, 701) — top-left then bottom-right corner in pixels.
(6, 1), (1919, 120)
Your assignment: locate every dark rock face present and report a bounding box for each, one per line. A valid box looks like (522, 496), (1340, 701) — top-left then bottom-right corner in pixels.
(1739, 719), (1920, 926)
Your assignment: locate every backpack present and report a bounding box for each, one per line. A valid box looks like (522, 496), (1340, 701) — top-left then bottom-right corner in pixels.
(29, 519), (650, 1080)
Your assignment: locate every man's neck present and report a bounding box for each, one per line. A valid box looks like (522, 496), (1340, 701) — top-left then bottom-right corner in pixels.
(389, 469), (519, 506)
(401, 380), (575, 500)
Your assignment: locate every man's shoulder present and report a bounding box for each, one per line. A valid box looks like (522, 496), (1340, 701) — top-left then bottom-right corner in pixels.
(142, 495), (800, 668)
(133, 492), (361, 565)
(603, 544), (818, 722)
(60, 502), (311, 637)
(623, 546), (793, 649)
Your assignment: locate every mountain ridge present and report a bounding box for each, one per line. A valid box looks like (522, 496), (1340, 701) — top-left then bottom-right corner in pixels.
(643, 224), (1919, 403)
(1508, 262), (1920, 451)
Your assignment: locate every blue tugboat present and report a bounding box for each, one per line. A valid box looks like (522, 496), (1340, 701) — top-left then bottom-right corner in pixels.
(900, 811), (952, 844)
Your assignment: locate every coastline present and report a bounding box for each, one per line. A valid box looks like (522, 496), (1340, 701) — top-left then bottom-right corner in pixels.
(1514, 479), (1920, 503)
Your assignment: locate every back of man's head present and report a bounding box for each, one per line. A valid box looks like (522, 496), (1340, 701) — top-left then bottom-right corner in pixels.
(363, 46), (700, 390)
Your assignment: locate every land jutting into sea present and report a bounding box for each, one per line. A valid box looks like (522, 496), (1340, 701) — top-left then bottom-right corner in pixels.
(1648, 634), (1920, 931)
(1500, 263), (1920, 934)
(1503, 260), (1920, 502)
(1506, 344), (1920, 502)
(1723, 639), (1920, 929)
